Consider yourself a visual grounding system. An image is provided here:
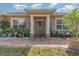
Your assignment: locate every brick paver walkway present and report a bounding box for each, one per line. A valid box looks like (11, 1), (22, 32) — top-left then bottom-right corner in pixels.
(0, 37), (70, 48)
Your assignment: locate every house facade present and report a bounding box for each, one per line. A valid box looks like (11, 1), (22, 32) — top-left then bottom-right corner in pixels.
(0, 9), (67, 38)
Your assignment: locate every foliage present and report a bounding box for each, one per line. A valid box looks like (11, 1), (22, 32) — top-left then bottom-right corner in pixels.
(16, 28), (30, 37)
(0, 46), (30, 56)
(1, 28), (30, 37)
(66, 49), (79, 56)
(27, 46), (67, 56)
(2, 28), (15, 33)
(0, 20), (10, 31)
(64, 8), (79, 38)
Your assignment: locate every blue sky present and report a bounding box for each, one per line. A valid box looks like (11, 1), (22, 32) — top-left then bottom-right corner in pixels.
(0, 3), (79, 13)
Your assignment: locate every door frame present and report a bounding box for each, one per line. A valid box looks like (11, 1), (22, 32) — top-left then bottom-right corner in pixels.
(34, 19), (46, 37)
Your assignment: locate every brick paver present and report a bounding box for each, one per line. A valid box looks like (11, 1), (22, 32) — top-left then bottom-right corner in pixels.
(0, 37), (70, 47)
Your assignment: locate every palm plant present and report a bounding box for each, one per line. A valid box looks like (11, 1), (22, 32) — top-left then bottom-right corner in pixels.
(64, 8), (79, 39)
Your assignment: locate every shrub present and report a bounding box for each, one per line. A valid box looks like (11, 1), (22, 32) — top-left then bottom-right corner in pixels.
(1, 28), (30, 37)
(16, 28), (30, 37)
(3, 28), (15, 33)
(51, 29), (73, 37)
(27, 46), (67, 56)
(0, 20), (10, 30)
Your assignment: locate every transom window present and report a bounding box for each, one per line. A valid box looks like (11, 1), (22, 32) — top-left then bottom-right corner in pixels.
(56, 18), (64, 30)
(12, 18), (25, 28)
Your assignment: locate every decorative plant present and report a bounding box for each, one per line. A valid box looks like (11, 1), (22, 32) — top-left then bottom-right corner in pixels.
(64, 8), (79, 39)
(0, 20), (10, 31)
(16, 28), (30, 37)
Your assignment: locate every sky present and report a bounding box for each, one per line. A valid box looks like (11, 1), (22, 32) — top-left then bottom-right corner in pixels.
(0, 3), (79, 13)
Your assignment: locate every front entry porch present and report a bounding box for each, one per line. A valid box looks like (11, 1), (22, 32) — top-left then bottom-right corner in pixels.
(30, 15), (50, 38)
(34, 17), (46, 37)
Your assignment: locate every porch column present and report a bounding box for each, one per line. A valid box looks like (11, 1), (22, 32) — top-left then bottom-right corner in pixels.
(30, 16), (34, 38)
(10, 20), (13, 28)
(46, 15), (50, 37)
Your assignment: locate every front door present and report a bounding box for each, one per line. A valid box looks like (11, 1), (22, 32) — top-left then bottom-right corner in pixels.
(35, 20), (46, 37)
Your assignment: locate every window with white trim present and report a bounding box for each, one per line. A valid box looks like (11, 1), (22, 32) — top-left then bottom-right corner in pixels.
(56, 19), (64, 30)
(12, 18), (25, 28)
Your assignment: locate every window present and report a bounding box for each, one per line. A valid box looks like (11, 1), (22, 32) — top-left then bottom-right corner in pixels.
(56, 18), (64, 30)
(12, 18), (25, 28)
(18, 19), (25, 28)
(13, 20), (18, 28)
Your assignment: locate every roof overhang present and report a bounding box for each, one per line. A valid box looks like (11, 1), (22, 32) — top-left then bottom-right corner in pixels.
(25, 8), (56, 15)
(0, 9), (69, 16)
(53, 12), (69, 16)
(6, 13), (27, 16)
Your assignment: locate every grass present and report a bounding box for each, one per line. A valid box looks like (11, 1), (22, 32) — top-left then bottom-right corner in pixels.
(0, 46), (78, 56)
(0, 46), (30, 56)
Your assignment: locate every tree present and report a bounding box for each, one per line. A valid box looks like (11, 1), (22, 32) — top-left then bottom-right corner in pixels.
(64, 8), (79, 39)
(0, 15), (10, 31)
(0, 20), (10, 30)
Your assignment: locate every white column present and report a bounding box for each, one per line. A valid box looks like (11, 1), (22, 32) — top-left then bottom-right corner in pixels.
(11, 19), (13, 28)
(46, 15), (50, 37)
(30, 16), (34, 37)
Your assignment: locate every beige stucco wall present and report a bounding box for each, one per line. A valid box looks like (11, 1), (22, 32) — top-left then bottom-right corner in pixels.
(3, 14), (63, 31)
(6, 15), (30, 29)
(50, 15), (63, 31)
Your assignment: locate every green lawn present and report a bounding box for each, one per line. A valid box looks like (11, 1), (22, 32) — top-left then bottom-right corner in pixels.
(0, 46), (30, 56)
(0, 46), (78, 56)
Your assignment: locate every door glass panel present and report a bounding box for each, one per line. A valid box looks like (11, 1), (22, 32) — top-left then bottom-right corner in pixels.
(38, 21), (42, 27)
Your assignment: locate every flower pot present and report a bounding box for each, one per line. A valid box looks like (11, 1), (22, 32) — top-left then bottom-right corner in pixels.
(8, 33), (12, 37)
(2, 33), (6, 37)
(68, 39), (79, 51)
(18, 33), (23, 38)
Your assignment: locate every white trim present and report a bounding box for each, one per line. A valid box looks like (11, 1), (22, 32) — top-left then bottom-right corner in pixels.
(55, 18), (64, 30)
(30, 15), (50, 17)
(11, 18), (25, 28)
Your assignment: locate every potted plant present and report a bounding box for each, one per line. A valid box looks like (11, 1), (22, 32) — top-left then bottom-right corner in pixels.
(64, 8), (79, 51)
(22, 28), (30, 37)
(15, 28), (29, 38)
(5, 28), (14, 37)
